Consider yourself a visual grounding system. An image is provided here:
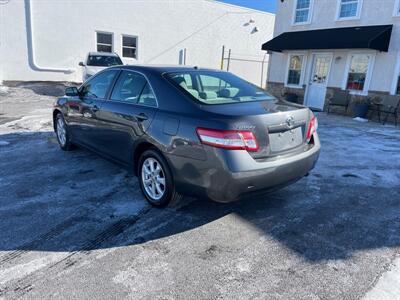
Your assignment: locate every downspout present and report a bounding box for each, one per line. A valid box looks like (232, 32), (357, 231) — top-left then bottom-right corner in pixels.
(25, 0), (74, 73)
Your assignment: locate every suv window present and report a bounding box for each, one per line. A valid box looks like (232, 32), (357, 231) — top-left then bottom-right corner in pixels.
(110, 71), (156, 106)
(87, 55), (122, 67)
(80, 70), (118, 99)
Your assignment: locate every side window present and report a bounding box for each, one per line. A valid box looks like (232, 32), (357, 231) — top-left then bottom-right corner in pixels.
(294, 0), (312, 24)
(122, 35), (138, 59)
(286, 54), (304, 86)
(80, 70), (118, 99)
(138, 83), (157, 107)
(346, 54), (371, 93)
(110, 71), (147, 104)
(338, 0), (361, 19)
(96, 32), (113, 53)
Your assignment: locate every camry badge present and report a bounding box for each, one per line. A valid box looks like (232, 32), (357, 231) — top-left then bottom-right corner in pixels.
(286, 115), (295, 128)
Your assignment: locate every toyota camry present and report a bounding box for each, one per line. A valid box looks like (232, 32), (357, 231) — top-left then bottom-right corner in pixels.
(53, 65), (320, 207)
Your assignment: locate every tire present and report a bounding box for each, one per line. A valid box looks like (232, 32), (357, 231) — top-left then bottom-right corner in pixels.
(55, 113), (74, 151)
(138, 149), (181, 208)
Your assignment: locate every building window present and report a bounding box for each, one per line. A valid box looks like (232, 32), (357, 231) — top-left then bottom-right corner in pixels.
(346, 54), (371, 92)
(294, 0), (312, 24)
(286, 55), (304, 86)
(96, 32), (113, 53)
(122, 35), (138, 59)
(338, 0), (361, 19)
(396, 75), (400, 94)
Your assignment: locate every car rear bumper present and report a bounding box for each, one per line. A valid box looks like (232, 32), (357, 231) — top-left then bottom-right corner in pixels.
(166, 133), (321, 203)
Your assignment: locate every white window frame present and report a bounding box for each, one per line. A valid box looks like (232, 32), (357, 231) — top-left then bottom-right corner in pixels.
(284, 52), (308, 88)
(292, 0), (314, 26)
(121, 34), (138, 59)
(342, 51), (376, 96)
(393, 0), (400, 17)
(390, 51), (400, 95)
(336, 0), (363, 21)
(96, 31), (114, 53)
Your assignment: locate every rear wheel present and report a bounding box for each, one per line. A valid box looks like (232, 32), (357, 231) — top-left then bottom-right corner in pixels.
(138, 149), (181, 208)
(55, 113), (74, 151)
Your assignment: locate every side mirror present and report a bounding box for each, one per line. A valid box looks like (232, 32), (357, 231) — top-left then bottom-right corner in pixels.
(65, 86), (79, 97)
(78, 61), (85, 67)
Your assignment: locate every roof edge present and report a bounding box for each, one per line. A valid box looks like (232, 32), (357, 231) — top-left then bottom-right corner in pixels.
(205, 0), (275, 16)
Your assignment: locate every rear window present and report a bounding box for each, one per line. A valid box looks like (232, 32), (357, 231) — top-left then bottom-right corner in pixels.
(87, 55), (123, 67)
(165, 71), (275, 105)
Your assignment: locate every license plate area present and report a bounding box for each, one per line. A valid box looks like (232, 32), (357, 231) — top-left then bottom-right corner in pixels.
(269, 127), (303, 153)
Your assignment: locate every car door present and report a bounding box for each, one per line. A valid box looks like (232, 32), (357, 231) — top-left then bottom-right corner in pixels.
(66, 69), (119, 149)
(95, 70), (157, 163)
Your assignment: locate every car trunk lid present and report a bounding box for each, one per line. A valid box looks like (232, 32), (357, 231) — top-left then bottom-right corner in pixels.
(200, 100), (311, 159)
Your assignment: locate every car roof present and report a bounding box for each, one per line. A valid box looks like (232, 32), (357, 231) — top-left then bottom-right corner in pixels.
(109, 64), (222, 74)
(88, 52), (120, 57)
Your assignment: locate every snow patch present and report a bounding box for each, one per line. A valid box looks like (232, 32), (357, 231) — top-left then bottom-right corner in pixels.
(0, 85), (9, 95)
(0, 109), (52, 134)
(353, 117), (368, 123)
(0, 253), (66, 285)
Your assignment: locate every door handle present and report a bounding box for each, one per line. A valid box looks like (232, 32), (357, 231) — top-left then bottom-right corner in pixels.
(135, 113), (148, 121)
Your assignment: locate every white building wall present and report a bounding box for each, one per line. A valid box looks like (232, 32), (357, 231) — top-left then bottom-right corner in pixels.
(0, 0), (274, 85)
(269, 0), (400, 94)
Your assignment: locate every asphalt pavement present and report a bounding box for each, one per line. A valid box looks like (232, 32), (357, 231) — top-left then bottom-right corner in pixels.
(0, 83), (399, 300)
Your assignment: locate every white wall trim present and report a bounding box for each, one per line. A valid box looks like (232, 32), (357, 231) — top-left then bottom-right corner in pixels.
(291, 0), (314, 26)
(335, 0), (363, 21)
(284, 51), (308, 89)
(391, 51), (400, 95)
(341, 50), (376, 96)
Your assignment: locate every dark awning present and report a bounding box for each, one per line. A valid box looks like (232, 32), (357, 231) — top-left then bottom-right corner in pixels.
(262, 25), (393, 52)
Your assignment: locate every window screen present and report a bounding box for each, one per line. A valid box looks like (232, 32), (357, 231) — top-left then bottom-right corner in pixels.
(122, 36), (137, 59)
(287, 55), (304, 86)
(294, 0), (311, 23)
(339, 0), (359, 18)
(346, 54), (370, 91)
(97, 32), (113, 53)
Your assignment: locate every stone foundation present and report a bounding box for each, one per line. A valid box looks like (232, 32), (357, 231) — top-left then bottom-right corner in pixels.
(266, 81), (305, 102)
(267, 81), (397, 124)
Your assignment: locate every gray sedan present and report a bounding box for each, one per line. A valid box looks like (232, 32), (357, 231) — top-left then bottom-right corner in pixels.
(53, 65), (320, 207)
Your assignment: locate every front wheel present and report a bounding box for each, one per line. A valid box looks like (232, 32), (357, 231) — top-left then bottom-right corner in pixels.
(55, 113), (74, 151)
(138, 149), (181, 208)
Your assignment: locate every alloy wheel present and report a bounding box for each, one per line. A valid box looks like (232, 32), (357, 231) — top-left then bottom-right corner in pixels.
(141, 157), (166, 201)
(57, 117), (67, 146)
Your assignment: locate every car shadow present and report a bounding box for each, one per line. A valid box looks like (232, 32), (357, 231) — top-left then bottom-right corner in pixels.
(0, 130), (399, 263)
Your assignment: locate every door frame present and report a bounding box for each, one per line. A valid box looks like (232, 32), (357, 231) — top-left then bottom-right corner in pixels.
(304, 52), (334, 109)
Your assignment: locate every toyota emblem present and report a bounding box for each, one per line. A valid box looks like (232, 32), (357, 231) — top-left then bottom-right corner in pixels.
(286, 116), (295, 128)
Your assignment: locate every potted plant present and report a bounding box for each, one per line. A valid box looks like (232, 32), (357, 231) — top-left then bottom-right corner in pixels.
(352, 95), (370, 118)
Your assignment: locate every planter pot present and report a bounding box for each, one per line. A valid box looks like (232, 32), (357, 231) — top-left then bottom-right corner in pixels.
(353, 103), (370, 118)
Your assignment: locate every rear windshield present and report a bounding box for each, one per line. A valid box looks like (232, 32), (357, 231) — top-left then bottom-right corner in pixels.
(87, 55), (123, 67)
(165, 71), (275, 105)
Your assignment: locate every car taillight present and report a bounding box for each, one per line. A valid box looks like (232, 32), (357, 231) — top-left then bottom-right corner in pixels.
(306, 115), (318, 143)
(196, 128), (259, 152)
